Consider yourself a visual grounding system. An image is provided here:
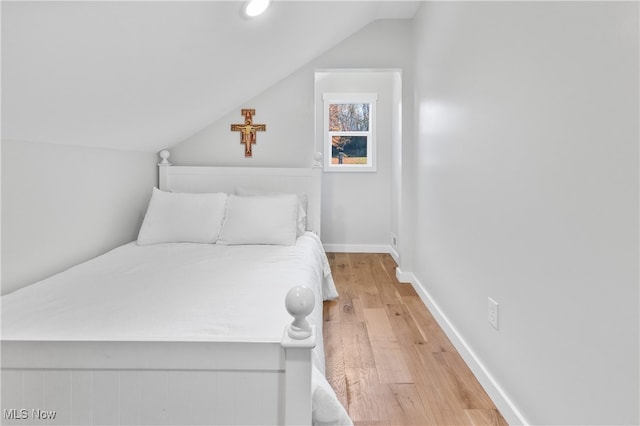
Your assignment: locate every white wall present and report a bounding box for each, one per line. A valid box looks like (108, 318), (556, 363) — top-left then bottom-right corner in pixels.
(314, 70), (399, 252)
(1, 141), (157, 294)
(409, 2), (639, 424)
(171, 20), (413, 253)
(165, 69), (315, 168)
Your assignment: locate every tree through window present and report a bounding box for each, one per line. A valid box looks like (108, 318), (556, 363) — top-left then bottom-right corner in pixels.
(323, 93), (377, 171)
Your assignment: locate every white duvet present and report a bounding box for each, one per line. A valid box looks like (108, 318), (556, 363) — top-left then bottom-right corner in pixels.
(1, 232), (352, 426)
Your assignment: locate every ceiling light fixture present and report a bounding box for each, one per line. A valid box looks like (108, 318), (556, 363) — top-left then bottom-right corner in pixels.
(244, 0), (271, 18)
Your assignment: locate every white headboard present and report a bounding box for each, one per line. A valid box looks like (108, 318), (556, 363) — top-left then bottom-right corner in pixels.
(157, 151), (323, 237)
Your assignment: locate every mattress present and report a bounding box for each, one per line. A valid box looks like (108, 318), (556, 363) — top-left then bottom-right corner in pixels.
(1, 232), (350, 425)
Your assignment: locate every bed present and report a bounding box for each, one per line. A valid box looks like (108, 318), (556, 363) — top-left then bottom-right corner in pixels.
(1, 151), (351, 426)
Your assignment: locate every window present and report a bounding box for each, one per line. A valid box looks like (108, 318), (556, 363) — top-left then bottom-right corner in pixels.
(323, 93), (377, 172)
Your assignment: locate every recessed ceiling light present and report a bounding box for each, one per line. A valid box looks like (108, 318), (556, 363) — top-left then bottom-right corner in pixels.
(244, 0), (271, 18)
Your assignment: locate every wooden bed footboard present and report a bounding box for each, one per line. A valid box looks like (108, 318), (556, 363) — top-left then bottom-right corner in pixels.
(1, 288), (317, 426)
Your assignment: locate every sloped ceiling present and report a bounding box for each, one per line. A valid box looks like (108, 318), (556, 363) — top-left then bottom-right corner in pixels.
(2, 1), (420, 152)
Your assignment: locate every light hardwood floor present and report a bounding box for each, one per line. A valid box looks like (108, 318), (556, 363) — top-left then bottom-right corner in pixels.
(323, 252), (508, 426)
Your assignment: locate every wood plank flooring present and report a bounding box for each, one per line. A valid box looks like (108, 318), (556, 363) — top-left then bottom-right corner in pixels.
(323, 253), (508, 426)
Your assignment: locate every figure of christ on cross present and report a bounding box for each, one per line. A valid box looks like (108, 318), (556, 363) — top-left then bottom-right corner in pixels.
(230, 109), (266, 157)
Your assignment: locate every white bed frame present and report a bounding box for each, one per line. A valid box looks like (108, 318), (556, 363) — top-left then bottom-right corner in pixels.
(1, 151), (324, 426)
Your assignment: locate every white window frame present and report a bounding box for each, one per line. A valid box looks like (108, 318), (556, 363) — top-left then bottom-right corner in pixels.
(322, 92), (377, 172)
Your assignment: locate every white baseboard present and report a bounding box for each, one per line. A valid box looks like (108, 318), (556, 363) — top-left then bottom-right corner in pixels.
(323, 243), (392, 254)
(395, 267), (529, 426)
(389, 246), (400, 264)
(395, 266), (414, 284)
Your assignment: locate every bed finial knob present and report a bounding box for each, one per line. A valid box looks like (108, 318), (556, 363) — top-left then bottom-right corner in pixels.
(313, 152), (323, 169)
(285, 286), (315, 340)
(158, 150), (172, 166)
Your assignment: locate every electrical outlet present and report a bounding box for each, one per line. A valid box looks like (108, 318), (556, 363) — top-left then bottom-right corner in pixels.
(487, 297), (499, 330)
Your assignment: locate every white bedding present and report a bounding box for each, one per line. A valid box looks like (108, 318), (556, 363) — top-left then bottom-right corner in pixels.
(1, 232), (351, 425)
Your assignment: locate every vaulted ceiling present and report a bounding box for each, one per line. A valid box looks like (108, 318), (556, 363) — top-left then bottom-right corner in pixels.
(2, 1), (420, 152)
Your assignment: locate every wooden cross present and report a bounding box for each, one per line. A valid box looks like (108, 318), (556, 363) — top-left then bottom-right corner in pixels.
(230, 109), (266, 157)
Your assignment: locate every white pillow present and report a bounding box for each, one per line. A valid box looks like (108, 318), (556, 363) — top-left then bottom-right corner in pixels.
(218, 194), (299, 245)
(235, 187), (307, 236)
(137, 188), (227, 245)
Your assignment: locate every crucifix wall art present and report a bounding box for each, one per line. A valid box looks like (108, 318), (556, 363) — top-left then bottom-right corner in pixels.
(230, 109), (266, 157)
